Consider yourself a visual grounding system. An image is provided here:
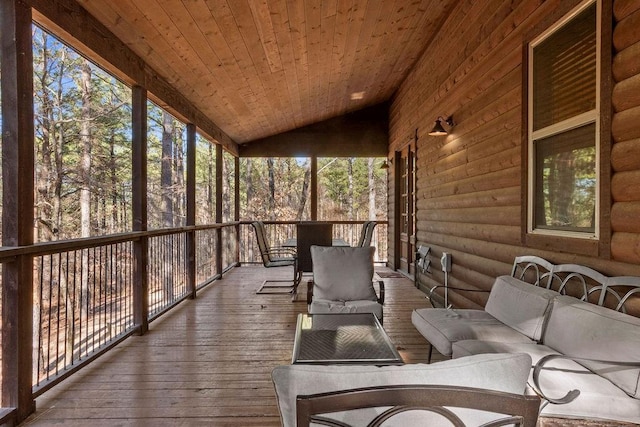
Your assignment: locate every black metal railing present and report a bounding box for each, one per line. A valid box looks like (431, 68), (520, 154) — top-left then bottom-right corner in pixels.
(0, 220), (387, 406)
(34, 240), (135, 387)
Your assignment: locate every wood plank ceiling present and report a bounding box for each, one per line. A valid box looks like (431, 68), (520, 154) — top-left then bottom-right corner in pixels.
(73, 0), (457, 145)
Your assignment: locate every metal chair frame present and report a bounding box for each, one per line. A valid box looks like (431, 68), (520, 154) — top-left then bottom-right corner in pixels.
(251, 221), (298, 296)
(296, 384), (540, 427)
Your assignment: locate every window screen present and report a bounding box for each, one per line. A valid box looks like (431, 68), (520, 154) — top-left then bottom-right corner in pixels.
(532, 3), (597, 131)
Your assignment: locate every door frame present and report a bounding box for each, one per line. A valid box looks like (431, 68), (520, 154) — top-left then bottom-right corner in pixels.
(393, 133), (417, 275)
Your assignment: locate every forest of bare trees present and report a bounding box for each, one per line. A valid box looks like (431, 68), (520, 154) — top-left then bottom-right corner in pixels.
(0, 25), (389, 386)
(240, 157), (386, 222)
(26, 26), (388, 245)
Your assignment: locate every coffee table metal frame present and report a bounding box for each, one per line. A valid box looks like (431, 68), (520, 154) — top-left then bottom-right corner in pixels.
(291, 313), (403, 365)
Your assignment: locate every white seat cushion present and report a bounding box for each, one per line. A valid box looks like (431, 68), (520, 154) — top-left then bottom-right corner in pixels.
(411, 308), (533, 357)
(543, 295), (640, 398)
(452, 340), (640, 424)
(309, 298), (383, 320)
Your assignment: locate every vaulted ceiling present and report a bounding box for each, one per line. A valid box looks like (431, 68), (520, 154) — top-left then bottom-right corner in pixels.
(70, 0), (457, 145)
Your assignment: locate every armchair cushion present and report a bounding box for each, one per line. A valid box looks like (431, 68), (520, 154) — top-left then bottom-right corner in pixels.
(309, 298), (383, 320)
(310, 246), (377, 302)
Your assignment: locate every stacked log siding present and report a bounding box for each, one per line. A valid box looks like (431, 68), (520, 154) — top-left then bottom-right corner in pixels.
(612, 1), (640, 264)
(389, 0), (640, 309)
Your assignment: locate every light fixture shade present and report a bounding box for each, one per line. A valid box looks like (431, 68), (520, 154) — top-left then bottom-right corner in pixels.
(380, 160), (390, 170)
(428, 118), (447, 136)
(428, 116), (454, 136)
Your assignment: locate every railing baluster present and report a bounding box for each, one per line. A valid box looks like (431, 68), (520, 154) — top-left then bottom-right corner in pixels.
(11, 224), (298, 396)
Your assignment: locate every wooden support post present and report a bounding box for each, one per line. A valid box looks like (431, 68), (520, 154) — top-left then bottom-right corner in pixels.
(1, 0), (36, 421)
(234, 156), (240, 264)
(186, 123), (197, 297)
(393, 151), (401, 270)
(132, 85), (149, 334)
(215, 144), (223, 275)
(311, 156), (318, 220)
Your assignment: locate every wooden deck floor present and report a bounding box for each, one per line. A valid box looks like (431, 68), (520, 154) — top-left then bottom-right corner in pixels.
(23, 265), (441, 426)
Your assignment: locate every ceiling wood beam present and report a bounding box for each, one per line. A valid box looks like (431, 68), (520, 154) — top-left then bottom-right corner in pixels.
(239, 103), (389, 158)
(30, 0), (238, 155)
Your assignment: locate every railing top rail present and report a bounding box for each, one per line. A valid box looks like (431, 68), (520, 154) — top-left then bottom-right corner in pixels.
(0, 222), (239, 261)
(238, 220), (388, 225)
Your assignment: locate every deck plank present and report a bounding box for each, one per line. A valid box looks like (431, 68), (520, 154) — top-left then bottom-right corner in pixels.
(23, 265), (439, 425)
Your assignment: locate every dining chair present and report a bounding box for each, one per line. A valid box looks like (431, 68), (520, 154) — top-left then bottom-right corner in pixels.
(356, 221), (377, 247)
(296, 222), (333, 278)
(251, 221), (298, 295)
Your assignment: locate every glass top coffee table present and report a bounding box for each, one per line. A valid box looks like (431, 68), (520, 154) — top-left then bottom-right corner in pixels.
(291, 313), (403, 365)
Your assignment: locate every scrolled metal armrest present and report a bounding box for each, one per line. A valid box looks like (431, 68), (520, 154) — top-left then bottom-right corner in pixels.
(531, 355), (581, 405)
(532, 354), (640, 406)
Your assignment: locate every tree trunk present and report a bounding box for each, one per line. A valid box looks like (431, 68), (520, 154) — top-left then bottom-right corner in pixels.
(80, 59), (92, 238)
(109, 135), (118, 233)
(246, 158), (254, 217)
(267, 157), (275, 219)
(76, 58), (93, 365)
(347, 158), (354, 220)
(297, 160), (311, 220)
(35, 34), (55, 242)
(208, 142), (215, 223)
(174, 123), (185, 225)
(160, 112), (174, 300)
(161, 112), (174, 228)
(368, 158), (376, 220)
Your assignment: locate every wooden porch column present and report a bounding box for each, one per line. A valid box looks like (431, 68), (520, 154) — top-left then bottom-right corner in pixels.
(234, 156), (240, 264)
(1, 0), (36, 421)
(132, 85), (149, 334)
(215, 144), (223, 275)
(311, 156), (318, 220)
(186, 124), (197, 297)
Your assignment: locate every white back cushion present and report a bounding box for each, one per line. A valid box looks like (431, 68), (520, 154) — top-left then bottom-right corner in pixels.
(311, 246), (377, 301)
(485, 275), (558, 340)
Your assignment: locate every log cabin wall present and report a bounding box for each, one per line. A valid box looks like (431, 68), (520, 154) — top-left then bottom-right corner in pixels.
(389, 0), (640, 309)
(612, 1), (640, 263)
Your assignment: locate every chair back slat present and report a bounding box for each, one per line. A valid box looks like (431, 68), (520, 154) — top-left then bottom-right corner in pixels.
(357, 221), (377, 247)
(252, 221), (272, 264)
(297, 222), (332, 273)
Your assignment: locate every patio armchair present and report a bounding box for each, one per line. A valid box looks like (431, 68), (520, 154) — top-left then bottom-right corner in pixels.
(296, 385), (540, 427)
(307, 245), (384, 322)
(356, 220), (377, 247)
(251, 221), (298, 295)
(272, 353), (540, 427)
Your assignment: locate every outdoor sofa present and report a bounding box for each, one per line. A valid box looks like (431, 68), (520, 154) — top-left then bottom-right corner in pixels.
(411, 256), (640, 425)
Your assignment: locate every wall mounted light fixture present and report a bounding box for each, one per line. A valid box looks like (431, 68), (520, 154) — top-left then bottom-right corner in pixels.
(428, 116), (454, 136)
(380, 159), (391, 170)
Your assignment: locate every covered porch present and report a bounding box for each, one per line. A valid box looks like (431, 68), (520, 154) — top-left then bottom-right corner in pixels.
(22, 264), (435, 426)
(2, 0), (640, 425)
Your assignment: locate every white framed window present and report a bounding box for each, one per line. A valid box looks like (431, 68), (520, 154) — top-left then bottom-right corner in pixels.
(527, 0), (600, 239)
